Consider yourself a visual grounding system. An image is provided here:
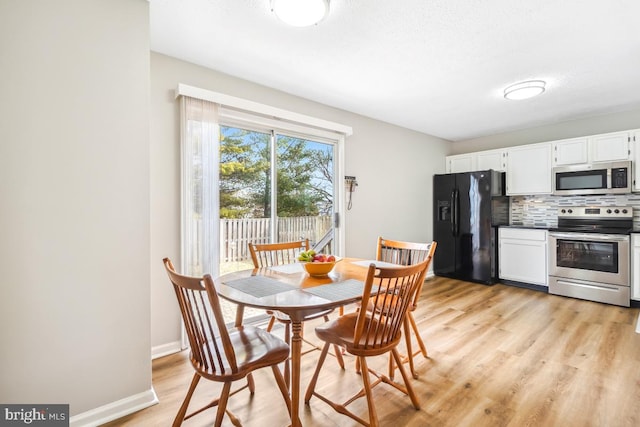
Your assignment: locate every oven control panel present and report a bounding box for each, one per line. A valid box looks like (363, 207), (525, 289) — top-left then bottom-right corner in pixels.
(557, 206), (632, 219)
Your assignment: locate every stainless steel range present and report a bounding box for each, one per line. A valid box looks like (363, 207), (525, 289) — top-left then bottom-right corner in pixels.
(548, 206), (632, 307)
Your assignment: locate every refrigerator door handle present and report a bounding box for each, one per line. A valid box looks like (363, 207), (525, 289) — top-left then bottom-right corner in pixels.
(450, 190), (456, 235)
(452, 189), (459, 236)
(454, 188), (460, 237)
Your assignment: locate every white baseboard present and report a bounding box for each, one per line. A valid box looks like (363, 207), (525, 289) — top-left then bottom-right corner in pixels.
(152, 340), (182, 359)
(636, 312), (640, 334)
(69, 388), (158, 427)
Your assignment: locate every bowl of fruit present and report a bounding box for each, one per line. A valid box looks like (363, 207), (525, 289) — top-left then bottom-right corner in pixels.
(297, 250), (338, 277)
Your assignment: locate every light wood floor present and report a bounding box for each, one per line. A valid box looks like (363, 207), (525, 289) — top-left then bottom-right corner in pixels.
(104, 277), (640, 427)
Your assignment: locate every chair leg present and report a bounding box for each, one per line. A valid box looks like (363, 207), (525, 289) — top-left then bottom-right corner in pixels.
(321, 314), (345, 369)
(333, 344), (345, 369)
(172, 373), (201, 427)
(271, 365), (295, 423)
(304, 342), (331, 403)
(214, 382), (232, 427)
(391, 348), (420, 409)
(266, 315), (276, 332)
(247, 372), (255, 394)
(408, 312), (428, 357)
(390, 314), (425, 380)
(403, 317), (418, 379)
(388, 350), (396, 380)
(358, 356), (379, 427)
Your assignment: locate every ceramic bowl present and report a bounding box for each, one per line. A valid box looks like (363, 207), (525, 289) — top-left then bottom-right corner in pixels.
(302, 261), (336, 277)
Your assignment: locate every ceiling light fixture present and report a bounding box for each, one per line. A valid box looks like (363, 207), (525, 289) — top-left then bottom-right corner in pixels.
(504, 80), (546, 100)
(271, 0), (329, 27)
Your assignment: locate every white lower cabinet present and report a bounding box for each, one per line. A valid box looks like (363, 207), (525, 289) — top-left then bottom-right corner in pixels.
(631, 234), (640, 301)
(632, 130), (640, 192)
(499, 228), (548, 286)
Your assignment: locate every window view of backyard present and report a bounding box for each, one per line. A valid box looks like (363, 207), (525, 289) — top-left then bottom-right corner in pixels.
(218, 125), (336, 323)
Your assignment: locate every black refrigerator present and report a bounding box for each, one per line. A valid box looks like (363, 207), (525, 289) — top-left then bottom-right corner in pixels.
(433, 170), (509, 284)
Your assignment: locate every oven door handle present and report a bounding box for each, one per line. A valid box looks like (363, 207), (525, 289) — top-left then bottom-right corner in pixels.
(549, 232), (629, 242)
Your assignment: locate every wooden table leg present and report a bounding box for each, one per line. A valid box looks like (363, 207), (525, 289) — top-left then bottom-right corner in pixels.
(290, 319), (303, 427)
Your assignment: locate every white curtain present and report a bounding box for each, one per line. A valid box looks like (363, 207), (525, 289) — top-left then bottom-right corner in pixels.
(180, 96), (220, 277)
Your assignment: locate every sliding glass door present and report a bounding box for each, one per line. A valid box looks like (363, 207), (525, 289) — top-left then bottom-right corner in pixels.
(275, 133), (335, 250)
(219, 125), (337, 274)
(179, 93), (349, 330)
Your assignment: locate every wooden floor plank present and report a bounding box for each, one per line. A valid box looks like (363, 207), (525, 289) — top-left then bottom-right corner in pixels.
(103, 277), (640, 427)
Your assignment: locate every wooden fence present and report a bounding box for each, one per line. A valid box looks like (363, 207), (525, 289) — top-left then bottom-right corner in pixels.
(220, 216), (332, 262)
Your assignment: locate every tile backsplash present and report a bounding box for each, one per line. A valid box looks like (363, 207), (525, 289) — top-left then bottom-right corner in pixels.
(510, 194), (640, 228)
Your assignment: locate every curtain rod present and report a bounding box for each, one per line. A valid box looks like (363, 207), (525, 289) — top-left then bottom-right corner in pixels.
(176, 83), (353, 136)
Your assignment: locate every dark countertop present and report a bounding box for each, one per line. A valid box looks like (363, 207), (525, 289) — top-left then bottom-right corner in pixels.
(499, 224), (551, 230)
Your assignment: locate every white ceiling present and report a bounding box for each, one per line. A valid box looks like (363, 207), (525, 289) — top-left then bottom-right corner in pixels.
(150, 0), (640, 141)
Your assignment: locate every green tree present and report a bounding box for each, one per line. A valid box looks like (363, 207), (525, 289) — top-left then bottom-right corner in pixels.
(306, 148), (334, 215)
(219, 128), (268, 218)
(275, 135), (322, 217)
(219, 126), (333, 218)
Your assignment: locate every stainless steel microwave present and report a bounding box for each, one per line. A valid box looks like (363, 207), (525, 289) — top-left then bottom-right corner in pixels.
(552, 160), (631, 196)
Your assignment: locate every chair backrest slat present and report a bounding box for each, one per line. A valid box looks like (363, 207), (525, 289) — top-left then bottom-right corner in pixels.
(376, 237), (437, 306)
(164, 258), (238, 375)
(354, 259), (430, 350)
(377, 237), (435, 265)
(249, 239), (310, 268)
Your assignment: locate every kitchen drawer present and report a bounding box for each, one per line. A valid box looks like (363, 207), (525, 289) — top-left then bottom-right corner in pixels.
(499, 228), (547, 241)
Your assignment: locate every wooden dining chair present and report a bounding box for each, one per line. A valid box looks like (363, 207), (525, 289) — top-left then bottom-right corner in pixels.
(376, 237), (437, 379)
(249, 239), (310, 270)
(162, 258), (293, 427)
(248, 240), (344, 385)
(304, 259), (430, 427)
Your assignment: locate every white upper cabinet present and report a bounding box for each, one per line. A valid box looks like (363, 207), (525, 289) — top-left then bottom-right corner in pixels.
(553, 137), (589, 166)
(506, 143), (552, 195)
(445, 129), (634, 194)
(446, 154), (475, 173)
(445, 149), (506, 173)
(590, 131), (631, 162)
(553, 131), (631, 166)
(476, 149), (506, 172)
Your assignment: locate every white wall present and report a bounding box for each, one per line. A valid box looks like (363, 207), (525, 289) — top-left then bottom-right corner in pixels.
(450, 108), (640, 154)
(0, 0), (152, 421)
(150, 52), (449, 350)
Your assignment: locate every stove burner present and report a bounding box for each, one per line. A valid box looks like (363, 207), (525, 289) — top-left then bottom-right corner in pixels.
(554, 206), (633, 235)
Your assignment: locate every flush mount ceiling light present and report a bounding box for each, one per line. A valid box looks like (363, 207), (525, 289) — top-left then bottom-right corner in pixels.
(271, 0), (329, 27)
(504, 80), (546, 100)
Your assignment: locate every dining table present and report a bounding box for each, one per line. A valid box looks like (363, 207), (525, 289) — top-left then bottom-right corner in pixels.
(216, 257), (388, 427)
